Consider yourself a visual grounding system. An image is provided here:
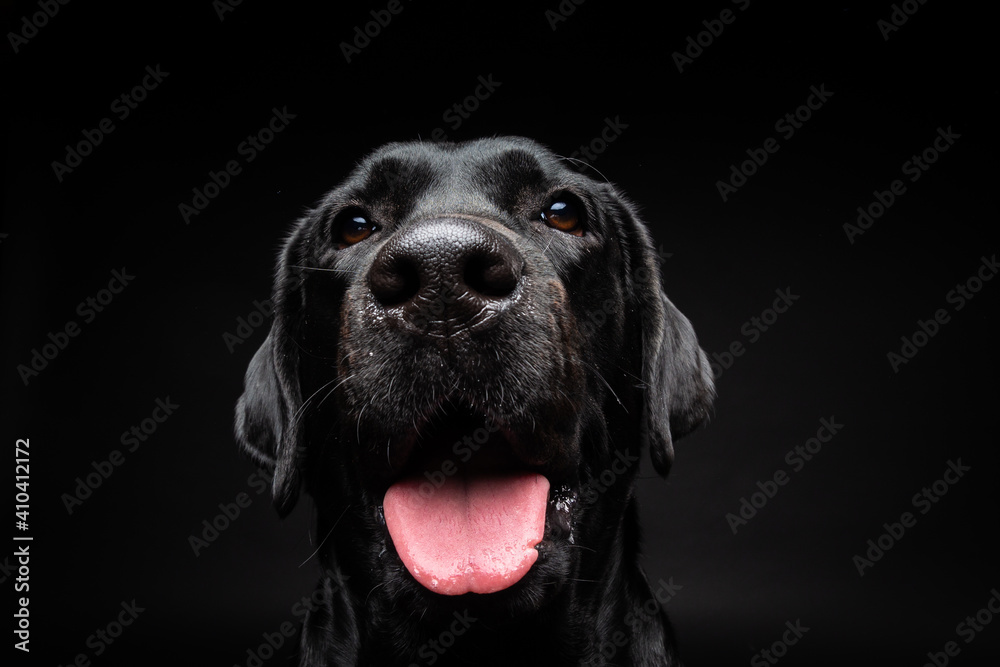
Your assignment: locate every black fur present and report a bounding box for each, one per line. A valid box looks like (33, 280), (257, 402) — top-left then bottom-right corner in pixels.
(235, 137), (714, 666)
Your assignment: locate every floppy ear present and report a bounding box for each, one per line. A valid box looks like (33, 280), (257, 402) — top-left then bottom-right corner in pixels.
(234, 231), (305, 517)
(640, 292), (715, 476)
(612, 189), (715, 477)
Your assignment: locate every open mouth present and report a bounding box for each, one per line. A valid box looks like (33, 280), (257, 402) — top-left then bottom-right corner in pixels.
(379, 408), (576, 596)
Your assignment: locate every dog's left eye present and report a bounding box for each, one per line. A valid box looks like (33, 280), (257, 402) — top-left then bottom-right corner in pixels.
(334, 208), (379, 247)
(541, 196), (583, 236)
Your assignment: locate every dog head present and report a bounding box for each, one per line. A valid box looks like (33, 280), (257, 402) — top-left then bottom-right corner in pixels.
(235, 136), (713, 618)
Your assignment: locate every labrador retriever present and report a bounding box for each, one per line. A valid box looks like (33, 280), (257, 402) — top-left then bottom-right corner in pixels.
(235, 137), (714, 666)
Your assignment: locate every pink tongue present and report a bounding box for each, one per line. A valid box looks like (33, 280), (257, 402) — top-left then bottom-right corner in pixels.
(383, 472), (549, 595)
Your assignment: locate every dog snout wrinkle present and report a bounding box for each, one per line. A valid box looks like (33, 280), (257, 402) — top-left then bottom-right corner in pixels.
(368, 217), (523, 333)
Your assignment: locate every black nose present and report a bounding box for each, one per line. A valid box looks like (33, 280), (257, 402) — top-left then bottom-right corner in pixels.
(368, 218), (523, 333)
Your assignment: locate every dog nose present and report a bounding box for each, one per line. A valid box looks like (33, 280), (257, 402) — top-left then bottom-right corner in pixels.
(368, 218), (523, 332)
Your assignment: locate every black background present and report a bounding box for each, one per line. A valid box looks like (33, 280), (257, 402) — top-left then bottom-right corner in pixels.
(3, 1), (998, 665)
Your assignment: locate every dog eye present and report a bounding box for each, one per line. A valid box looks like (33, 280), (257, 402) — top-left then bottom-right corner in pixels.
(334, 208), (379, 247)
(541, 197), (583, 236)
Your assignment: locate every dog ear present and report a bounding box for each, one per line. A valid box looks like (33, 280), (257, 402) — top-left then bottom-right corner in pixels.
(641, 292), (715, 476)
(234, 232), (305, 517)
(611, 189), (715, 477)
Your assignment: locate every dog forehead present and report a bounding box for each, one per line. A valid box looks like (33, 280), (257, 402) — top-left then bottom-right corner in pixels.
(357, 137), (566, 215)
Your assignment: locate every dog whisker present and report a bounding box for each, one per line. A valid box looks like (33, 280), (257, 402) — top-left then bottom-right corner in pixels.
(550, 349), (626, 412)
(289, 264), (360, 276)
(581, 360), (626, 412)
(384, 374), (396, 409)
(540, 234), (555, 256)
(315, 380), (342, 413)
(292, 375), (346, 430)
(554, 153), (611, 183)
(298, 504), (349, 568)
(292, 334), (340, 361)
(356, 403), (368, 445)
(364, 582), (387, 606)
(596, 356), (645, 385)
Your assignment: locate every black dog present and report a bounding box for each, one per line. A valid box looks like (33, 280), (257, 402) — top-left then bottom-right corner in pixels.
(235, 137), (714, 666)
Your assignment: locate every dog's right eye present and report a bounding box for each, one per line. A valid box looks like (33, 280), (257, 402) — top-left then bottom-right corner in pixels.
(333, 208), (379, 247)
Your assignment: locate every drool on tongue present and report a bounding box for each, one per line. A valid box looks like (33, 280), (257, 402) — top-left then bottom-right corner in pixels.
(383, 471), (549, 595)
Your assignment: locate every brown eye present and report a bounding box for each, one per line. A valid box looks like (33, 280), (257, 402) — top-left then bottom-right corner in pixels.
(541, 196), (583, 236)
(334, 208), (378, 247)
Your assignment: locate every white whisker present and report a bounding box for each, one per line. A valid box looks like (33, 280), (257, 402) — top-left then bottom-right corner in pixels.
(298, 504), (349, 568)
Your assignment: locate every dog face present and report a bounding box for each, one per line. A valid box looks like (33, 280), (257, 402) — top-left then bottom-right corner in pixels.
(236, 137), (713, 632)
